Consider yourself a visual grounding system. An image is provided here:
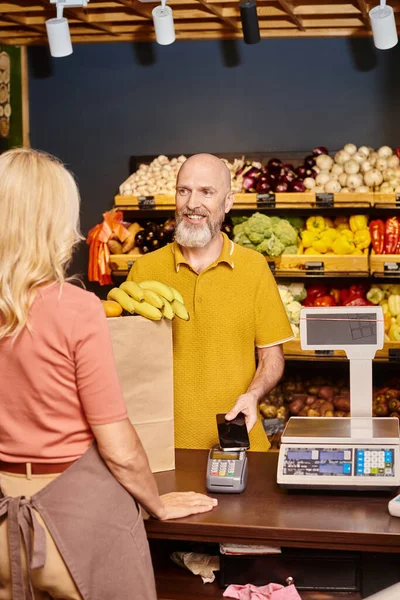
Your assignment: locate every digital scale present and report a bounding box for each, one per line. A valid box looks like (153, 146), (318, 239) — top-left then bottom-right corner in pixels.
(277, 306), (400, 491)
(206, 445), (248, 493)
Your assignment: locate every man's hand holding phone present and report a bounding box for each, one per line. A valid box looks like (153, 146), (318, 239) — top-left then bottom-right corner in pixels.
(225, 391), (258, 433)
(216, 411), (250, 451)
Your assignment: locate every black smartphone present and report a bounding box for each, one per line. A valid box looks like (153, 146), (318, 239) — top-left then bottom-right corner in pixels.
(216, 412), (250, 451)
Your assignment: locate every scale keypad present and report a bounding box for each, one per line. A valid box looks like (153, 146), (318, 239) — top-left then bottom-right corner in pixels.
(355, 449), (394, 476)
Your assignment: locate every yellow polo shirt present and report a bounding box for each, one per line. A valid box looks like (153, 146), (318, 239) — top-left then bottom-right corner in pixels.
(128, 234), (293, 452)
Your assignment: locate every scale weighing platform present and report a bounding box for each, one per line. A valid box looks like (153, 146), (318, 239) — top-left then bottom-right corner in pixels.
(277, 306), (400, 491)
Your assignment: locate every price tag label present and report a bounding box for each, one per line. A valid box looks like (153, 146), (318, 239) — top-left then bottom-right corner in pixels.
(305, 261), (324, 274)
(384, 262), (400, 273)
(396, 194), (400, 207)
(257, 193), (275, 207)
(316, 193), (334, 208)
(138, 195), (155, 209)
(315, 350), (334, 356)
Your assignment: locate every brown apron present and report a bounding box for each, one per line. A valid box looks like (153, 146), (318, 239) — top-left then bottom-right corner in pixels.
(0, 443), (157, 600)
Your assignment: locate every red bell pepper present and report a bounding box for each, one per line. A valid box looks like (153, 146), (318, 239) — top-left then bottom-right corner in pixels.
(369, 220), (385, 255)
(385, 217), (400, 254)
(348, 283), (368, 300)
(314, 295), (337, 307)
(396, 147), (400, 160)
(339, 288), (350, 305)
(305, 284), (327, 301)
(302, 297), (315, 307)
(343, 297), (373, 307)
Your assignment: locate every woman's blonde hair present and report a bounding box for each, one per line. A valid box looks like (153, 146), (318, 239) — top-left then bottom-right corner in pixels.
(0, 148), (82, 339)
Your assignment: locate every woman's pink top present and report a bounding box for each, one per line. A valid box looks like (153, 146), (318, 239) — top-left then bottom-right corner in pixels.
(0, 282), (128, 463)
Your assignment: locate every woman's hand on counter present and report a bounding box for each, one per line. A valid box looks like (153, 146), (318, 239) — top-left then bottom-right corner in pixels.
(157, 492), (218, 521)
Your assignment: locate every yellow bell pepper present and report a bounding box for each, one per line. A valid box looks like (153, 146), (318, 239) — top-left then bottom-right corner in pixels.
(312, 239), (330, 253)
(301, 230), (319, 248)
(349, 215), (368, 233)
(304, 247), (321, 255)
(352, 248), (363, 255)
(339, 229), (354, 241)
(388, 294), (400, 317)
(324, 228), (339, 241)
(384, 313), (392, 333)
(306, 216), (325, 233)
(389, 323), (400, 341)
(332, 237), (356, 255)
(354, 229), (371, 250)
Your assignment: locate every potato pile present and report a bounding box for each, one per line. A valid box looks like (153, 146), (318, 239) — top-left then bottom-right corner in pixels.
(260, 375), (351, 420)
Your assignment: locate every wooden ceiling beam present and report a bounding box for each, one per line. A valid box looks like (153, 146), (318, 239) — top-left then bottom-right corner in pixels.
(276, 0), (305, 30)
(64, 7), (118, 35)
(355, 0), (371, 29)
(112, 0), (152, 19)
(195, 0), (241, 30)
(0, 12), (46, 34)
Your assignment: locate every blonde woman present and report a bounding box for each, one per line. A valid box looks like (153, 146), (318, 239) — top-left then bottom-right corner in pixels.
(0, 148), (217, 600)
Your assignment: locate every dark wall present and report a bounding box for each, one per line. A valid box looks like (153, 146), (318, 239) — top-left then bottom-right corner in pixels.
(28, 37), (400, 281)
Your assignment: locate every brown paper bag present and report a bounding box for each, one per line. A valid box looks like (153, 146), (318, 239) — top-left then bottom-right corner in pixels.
(107, 316), (175, 473)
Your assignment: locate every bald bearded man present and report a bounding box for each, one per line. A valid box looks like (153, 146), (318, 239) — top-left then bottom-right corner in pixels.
(127, 154), (293, 451)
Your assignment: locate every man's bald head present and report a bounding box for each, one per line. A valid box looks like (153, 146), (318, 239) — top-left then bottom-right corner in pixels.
(177, 153), (231, 193)
(174, 153), (234, 249)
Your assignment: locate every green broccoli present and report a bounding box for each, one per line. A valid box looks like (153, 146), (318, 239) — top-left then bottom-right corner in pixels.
(234, 232), (257, 250)
(270, 216), (280, 227)
(273, 219), (298, 247)
(258, 234), (285, 257)
(233, 223), (245, 237)
(231, 216), (249, 226)
(248, 231), (265, 245)
(243, 213), (272, 240)
(282, 245), (298, 255)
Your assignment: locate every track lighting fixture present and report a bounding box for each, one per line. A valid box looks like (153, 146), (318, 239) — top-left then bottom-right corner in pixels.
(46, 0), (89, 58)
(369, 0), (398, 50)
(152, 0), (175, 45)
(240, 0), (260, 45)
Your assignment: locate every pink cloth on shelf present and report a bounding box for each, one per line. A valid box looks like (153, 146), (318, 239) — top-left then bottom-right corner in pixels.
(223, 582), (302, 600)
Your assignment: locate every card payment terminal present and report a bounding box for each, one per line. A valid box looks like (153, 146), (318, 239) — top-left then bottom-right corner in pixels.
(206, 446), (248, 493)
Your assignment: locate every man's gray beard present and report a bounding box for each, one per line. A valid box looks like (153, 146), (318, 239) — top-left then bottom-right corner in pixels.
(174, 219), (213, 248)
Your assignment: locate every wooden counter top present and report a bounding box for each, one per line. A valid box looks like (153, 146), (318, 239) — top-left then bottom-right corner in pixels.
(145, 449), (400, 554)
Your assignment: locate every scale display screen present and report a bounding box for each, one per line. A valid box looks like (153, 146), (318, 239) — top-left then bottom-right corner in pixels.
(306, 313), (377, 346)
(320, 451), (345, 461)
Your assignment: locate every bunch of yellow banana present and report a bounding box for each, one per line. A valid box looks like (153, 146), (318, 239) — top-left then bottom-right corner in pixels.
(105, 280), (189, 322)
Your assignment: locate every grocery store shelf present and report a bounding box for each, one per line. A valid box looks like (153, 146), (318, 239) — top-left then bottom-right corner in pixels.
(109, 253), (371, 277)
(283, 339), (400, 362)
(370, 254), (400, 278)
(108, 252), (141, 273)
(114, 192), (377, 210)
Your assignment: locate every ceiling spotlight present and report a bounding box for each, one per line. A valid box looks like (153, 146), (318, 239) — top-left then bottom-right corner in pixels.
(46, 0), (90, 58)
(240, 0), (260, 45)
(369, 0), (398, 50)
(152, 0), (175, 45)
